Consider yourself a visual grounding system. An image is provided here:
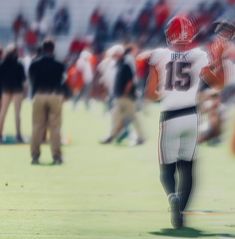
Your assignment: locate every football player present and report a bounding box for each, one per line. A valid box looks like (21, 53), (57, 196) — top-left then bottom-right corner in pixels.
(145, 15), (225, 228)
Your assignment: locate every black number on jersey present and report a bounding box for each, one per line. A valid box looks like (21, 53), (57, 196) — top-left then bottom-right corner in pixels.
(165, 61), (192, 91)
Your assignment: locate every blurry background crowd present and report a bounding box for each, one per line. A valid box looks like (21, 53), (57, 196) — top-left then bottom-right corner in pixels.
(0, 0), (234, 57)
(0, 0), (235, 150)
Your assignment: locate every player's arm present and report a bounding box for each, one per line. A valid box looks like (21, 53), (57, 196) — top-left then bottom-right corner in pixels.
(145, 65), (161, 101)
(200, 61), (225, 90)
(223, 42), (235, 62)
(201, 37), (227, 90)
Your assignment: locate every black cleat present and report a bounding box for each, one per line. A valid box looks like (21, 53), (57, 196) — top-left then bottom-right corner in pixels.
(52, 157), (63, 165)
(16, 135), (24, 143)
(31, 157), (39, 165)
(100, 136), (113, 144)
(168, 194), (183, 229)
(135, 138), (145, 145)
(116, 130), (129, 143)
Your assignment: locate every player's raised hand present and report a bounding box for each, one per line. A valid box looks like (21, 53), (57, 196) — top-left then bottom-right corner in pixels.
(200, 64), (224, 90)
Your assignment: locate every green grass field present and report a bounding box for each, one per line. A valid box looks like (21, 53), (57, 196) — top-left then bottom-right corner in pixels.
(0, 100), (234, 239)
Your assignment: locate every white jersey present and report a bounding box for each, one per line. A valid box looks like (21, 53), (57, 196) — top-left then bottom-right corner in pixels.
(149, 47), (209, 111)
(97, 57), (117, 95)
(224, 58), (235, 86)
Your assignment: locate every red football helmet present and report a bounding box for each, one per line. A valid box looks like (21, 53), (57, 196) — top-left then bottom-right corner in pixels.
(165, 15), (196, 45)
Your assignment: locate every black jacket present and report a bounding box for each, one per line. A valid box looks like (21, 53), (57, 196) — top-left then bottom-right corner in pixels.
(0, 58), (25, 93)
(113, 58), (136, 99)
(29, 55), (66, 96)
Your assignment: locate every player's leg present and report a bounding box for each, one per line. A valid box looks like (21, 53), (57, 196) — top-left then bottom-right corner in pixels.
(48, 94), (63, 164)
(159, 119), (180, 192)
(126, 98), (145, 144)
(13, 92), (24, 142)
(177, 160), (193, 212)
(0, 93), (12, 140)
(160, 163), (176, 195)
(73, 86), (84, 107)
(177, 113), (198, 212)
(31, 94), (47, 164)
(158, 118), (182, 228)
(101, 98), (125, 143)
(84, 83), (92, 109)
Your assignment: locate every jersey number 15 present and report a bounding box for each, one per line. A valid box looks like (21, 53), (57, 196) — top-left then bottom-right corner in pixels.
(165, 61), (192, 91)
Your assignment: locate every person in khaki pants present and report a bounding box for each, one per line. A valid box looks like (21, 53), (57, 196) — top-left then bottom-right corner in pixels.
(110, 97), (144, 141)
(101, 46), (145, 145)
(29, 40), (65, 165)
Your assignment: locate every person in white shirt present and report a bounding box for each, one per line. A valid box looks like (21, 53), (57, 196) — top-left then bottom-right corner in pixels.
(73, 49), (94, 109)
(97, 44), (124, 110)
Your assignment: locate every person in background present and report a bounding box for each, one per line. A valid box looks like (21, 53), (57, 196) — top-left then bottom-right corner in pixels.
(205, 21), (235, 150)
(198, 89), (224, 145)
(112, 10), (133, 41)
(73, 49), (94, 109)
(36, 0), (55, 22)
(101, 46), (145, 145)
(53, 5), (70, 35)
(151, 0), (170, 43)
(12, 14), (28, 41)
(66, 60), (84, 103)
(66, 35), (89, 64)
(154, 0), (170, 31)
(24, 26), (39, 53)
(0, 44), (26, 143)
(29, 39), (65, 165)
(133, 2), (152, 38)
(97, 44), (124, 111)
(93, 17), (108, 54)
(136, 50), (150, 110)
(89, 7), (103, 33)
(0, 46), (3, 110)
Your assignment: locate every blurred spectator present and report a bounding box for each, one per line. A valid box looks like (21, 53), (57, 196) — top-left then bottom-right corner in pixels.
(36, 0), (55, 21)
(198, 89), (223, 145)
(154, 0), (170, 30)
(67, 36), (89, 62)
(29, 39), (66, 165)
(152, 0), (170, 40)
(66, 63), (84, 100)
(89, 7), (103, 32)
(73, 50), (94, 109)
(112, 10), (133, 41)
(88, 52), (104, 100)
(38, 16), (51, 40)
(136, 51), (149, 109)
(200, 21), (235, 147)
(12, 14), (28, 41)
(97, 44), (124, 110)
(0, 46), (3, 110)
(93, 17), (108, 54)
(0, 45), (26, 143)
(53, 6), (70, 35)
(101, 46), (145, 145)
(206, 21), (235, 77)
(20, 46), (44, 99)
(192, 16), (214, 44)
(24, 28), (39, 53)
(69, 37), (87, 55)
(209, 0), (225, 19)
(227, 0), (235, 4)
(133, 2), (152, 37)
